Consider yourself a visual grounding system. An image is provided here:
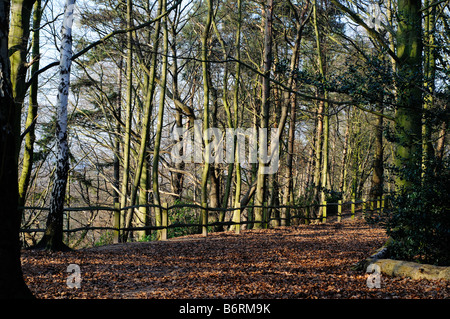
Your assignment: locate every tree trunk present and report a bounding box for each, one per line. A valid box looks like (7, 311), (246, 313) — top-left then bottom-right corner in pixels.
(435, 103), (447, 162)
(394, 0), (423, 191)
(212, 17), (232, 229)
(207, 71), (221, 215)
(119, 0), (134, 240)
(350, 110), (362, 205)
(313, 99), (324, 203)
(8, 0), (34, 161)
(313, 0), (329, 220)
(124, 0), (163, 241)
(0, 0), (33, 298)
(200, 0), (213, 235)
(18, 0), (41, 209)
(152, 0), (167, 241)
(169, 11), (185, 199)
(36, 0), (75, 251)
(370, 110), (384, 200)
(282, 1), (308, 225)
(339, 111), (350, 197)
(113, 57), (122, 243)
(137, 154), (150, 239)
(254, 0), (273, 229)
(422, 0), (436, 174)
(232, 0), (242, 226)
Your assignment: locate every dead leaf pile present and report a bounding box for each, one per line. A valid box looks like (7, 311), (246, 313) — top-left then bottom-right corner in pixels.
(21, 219), (450, 299)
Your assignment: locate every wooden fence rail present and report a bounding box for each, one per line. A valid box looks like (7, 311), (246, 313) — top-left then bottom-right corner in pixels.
(19, 197), (388, 242)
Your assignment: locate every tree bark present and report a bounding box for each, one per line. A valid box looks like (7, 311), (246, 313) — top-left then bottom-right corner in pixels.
(8, 0), (34, 161)
(394, 0), (423, 191)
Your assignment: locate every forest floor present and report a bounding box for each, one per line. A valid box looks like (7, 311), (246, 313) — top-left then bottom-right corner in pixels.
(21, 219), (450, 299)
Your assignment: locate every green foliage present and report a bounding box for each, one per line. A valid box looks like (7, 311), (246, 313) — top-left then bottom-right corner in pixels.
(94, 231), (114, 247)
(384, 157), (450, 266)
(137, 234), (152, 242)
(167, 200), (199, 239)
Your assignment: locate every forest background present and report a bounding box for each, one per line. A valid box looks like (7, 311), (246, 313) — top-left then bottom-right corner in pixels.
(0, 0), (449, 298)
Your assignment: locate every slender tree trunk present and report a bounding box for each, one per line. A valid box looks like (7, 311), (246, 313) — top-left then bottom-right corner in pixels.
(171, 82), (184, 198)
(282, 2), (308, 225)
(351, 110), (362, 204)
(8, 0), (34, 161)
(124, 0), (163, 241)
(207, 73), (221, 213)
(135, 0), (156, 239)
(370, 108), (384, 200)
(283, 94), (296, 226)
(152, 0), (168, 240)
(254, 0), (273, 229)
(200, 0), (213, 235)
(435, 103), (447, 162)
(119, 0), (134, 240)
(18, 0), (41, 209)
(169, 9), (185, 199)
(37, 0), (76, 251)
(113, 57), (122, 243)
(313, 0), (329, 219)
(137, 155), (150, 238)
(232, 0), (242, 227)
(171, 107), (184, 197)
(0, 0), (33, 298)
(339, 111), (350, 198)
(422, 0), (436, 174)
(305, 123), (316, 195)
(212, 17), (232, 229)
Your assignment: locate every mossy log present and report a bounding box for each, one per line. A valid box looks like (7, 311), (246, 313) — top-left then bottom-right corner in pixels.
(353, 238), (450, 280)
(372, 259), (450, 280)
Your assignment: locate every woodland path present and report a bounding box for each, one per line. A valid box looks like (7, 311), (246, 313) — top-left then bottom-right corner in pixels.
(21, 219), (449, 299)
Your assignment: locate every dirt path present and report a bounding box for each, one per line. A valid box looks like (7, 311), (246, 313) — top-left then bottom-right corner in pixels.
(21, 219), (449, 299)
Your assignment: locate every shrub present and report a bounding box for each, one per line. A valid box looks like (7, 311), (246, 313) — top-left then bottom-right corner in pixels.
(168, 200), (199, 238)
(384, 157), (450, 266)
